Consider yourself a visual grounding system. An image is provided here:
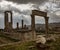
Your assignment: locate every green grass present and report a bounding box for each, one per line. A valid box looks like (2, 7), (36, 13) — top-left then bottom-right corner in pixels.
(0, 37), (60, 50)
(50, 38), (60, 50)
(0, 32), (60, 50)
(0, 32), (20, 42)
(0, 41), (37, 50)
(0, 34), (20, 42)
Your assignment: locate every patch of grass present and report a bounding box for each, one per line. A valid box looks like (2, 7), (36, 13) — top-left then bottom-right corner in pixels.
(0, 32), (60, 50)
(0, 41), (37, 50)
(0, 38), (60, 50)
(47, 37), (60, 50)
(0, 34), (20, 42)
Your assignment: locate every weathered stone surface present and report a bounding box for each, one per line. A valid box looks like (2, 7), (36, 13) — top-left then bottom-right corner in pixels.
(31, 10), (49, 40)
(32, 10), (47, 17)
(4, 11), (13, 32)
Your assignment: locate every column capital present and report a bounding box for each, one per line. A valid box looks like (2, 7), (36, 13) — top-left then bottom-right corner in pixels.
(31, 14), (34, 17)
(44, 17), (49, 19)
(44, 17), (49, 21)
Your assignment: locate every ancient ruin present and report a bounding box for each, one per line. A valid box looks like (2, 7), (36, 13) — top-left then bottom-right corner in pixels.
(4, 11), (13, 32)
(31, 10), (49, 39)
(2, 10), (49, 41)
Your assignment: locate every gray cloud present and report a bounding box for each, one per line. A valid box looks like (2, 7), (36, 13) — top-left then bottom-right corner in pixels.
(0, 0), (60, 29)
(7, 0), (48, 4)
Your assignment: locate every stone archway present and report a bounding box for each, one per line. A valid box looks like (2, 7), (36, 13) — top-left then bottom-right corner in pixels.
(31, 10), (49, 39)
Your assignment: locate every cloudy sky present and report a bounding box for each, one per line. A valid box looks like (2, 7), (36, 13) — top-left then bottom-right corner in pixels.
(0, 0), (60, 29)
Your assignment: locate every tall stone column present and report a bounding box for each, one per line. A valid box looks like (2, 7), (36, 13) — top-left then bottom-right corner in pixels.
(17, 22), (19, 29)
(4, 11), (13, 32)
(21, 20), (24, 29)
(31, 15), (36, 40)
(45, 17), (49, 34)
(4, 12), (9, 31)
(10, 12), (13, 28)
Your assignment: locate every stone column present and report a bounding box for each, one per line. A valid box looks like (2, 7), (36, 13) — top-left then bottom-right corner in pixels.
(31, 15), (36, 40)
(17, 22), (19, 29)
(21, 20), (24, 29)
(10, 12), (13, 28)
(4, 11), (13, 32)
(45, 17), (49, 34)
(4, 12), (9, 31)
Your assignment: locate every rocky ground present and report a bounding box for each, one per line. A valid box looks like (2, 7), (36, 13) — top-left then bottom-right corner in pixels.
(0, 32), (60, 50)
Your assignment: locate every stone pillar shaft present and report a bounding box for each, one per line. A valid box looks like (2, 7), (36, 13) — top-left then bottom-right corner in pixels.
(17, 22), (19, 29)
(11, 12), (13, 28)
(31, 15), (35, 31)
(4, 11), (13, 32)
(21, 20), (24, 29)
(45, 17), (49, 34)
(31, 15), (36, 40)
(4, 12), (8, 30)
